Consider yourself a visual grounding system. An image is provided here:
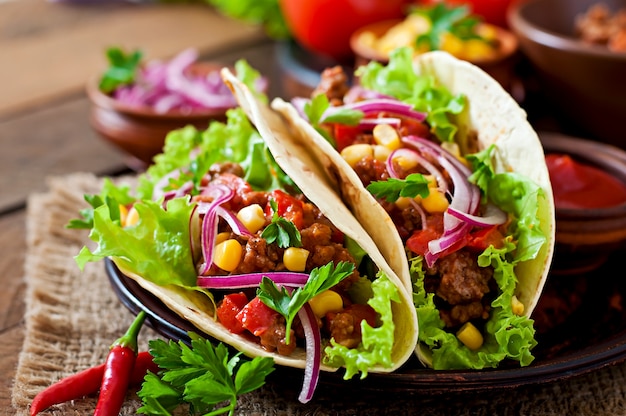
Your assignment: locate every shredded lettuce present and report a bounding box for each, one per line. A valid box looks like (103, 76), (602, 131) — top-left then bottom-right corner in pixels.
(323, 273), (398, 379)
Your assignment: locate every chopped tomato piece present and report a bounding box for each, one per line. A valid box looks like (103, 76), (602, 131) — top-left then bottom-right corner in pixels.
(466, 225), (506, 252)
(332, 123), (361, 151)
(236, 297), (279, 336)
(399, 117), (431, 138)
(406, 227), (441, 256)
(266, 189), (305, 229)
(216, 292), (248, 334)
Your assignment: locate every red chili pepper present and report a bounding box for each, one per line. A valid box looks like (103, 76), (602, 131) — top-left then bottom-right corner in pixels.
(93, 311), (147, 416)
(30, 350), (158, 416)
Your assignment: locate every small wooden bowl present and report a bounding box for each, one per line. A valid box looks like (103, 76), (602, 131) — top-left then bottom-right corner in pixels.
(350, 19), (520, 91)
(86, 62), (230, 171)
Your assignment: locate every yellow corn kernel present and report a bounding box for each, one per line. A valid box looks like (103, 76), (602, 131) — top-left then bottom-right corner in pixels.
(511, 295), (525, 316)
(373, 145), (392, 162)
(215, 231), (231, 246)
(283, 247), (310, 272)
(125, 206), (140, 227)
(118, 204), (129, 226)
(393, 154), (419, 171)
(420, 189), (449, 213)
(373, 124), (401, 150)
(341, 144), (373, 168)
(308, 290), (344, 319)
(236, 204), (266, 234)
(456, 322), (483, 351)
(395, 196), (413, 210)
(213, 239), (242, 272)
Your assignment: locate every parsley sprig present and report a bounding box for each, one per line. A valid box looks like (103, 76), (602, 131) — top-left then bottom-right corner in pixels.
(257, 261), (355, 344)
(137, 332), (275, 416)
(260, 199), (302, 248)
(413, 3), (485, 51)
(366, 173), (431, 203)
(99, 47), (143, 93)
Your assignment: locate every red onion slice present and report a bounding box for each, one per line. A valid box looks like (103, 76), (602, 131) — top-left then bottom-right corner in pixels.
(447, 203), (507, 228)
(324, 98), (426, 122)
(197, 272), (309, 289)
(215, 206), (253, 237)
(297, 303), (322, 404)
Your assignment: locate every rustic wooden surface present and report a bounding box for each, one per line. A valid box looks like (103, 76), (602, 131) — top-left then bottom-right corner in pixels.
(0, 0), (285, 412)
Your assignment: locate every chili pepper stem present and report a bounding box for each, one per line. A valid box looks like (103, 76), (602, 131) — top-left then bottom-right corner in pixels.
(112, 310), (146, 351)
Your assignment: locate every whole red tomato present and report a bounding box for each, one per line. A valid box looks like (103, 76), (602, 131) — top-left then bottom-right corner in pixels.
(279, 0), (410, 60)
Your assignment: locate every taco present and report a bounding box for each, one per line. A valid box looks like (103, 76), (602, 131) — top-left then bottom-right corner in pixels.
(271, 48), (555, 370)
(72, 62), (418, 403)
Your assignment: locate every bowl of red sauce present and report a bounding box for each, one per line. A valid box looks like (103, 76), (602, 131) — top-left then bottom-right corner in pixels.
(542, 131), (626, 274)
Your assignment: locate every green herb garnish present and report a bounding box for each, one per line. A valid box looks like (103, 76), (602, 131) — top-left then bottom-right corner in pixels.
(99, 47), (143, 93)
(257, 261), (355, 344)
(366, 173), (431, 203)
(137, 332), (275, 416)
(413, 3), (484, 51)
(260, 199), (302, 248)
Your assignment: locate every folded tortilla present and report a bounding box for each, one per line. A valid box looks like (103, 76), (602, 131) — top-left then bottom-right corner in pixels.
(271, 51), (556, 369)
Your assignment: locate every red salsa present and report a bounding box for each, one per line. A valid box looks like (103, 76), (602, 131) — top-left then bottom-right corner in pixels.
(546, 153), (626, 209)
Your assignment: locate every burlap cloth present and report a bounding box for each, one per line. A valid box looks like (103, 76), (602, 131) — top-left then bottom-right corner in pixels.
(10, 172), (626, 415)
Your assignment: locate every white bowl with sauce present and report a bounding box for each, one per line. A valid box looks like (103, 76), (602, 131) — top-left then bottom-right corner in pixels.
(541, 131), (626, 274)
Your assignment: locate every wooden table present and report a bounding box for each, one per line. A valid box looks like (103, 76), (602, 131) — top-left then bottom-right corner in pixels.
(0, 0), (292, 411)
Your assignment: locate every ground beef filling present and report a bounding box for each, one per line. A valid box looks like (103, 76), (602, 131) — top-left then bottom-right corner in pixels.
(353, 151), (494, 329)
(206, 167), (370, 354)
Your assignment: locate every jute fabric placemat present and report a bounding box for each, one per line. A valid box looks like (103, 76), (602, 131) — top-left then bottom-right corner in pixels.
(11, 172), (626, 415)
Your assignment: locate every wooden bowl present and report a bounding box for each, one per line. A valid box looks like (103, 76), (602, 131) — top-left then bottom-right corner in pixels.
(86, 62), (230, 171)
(350, 18), (520, 91)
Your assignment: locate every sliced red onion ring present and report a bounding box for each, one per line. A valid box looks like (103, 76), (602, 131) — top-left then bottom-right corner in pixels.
(323, 99), (426, 123)
(447, 203), (507, 228)
(386, 148), (448, 193)
(215, 206), (253, 237)
(297, 303), (321, 404)
(196, 184), (236, 275)
(197, 272), (309, 289)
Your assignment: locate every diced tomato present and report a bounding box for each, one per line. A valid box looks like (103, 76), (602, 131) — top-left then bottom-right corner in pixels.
(236, 297), (279, 337)
(332, 123), (361, 152)
(466, 225), (506, 252)
(266, 189), (305, 229)
(216, 292), (249, 334)
(406, 227), (441, 257)
(399, 117), (431, 138)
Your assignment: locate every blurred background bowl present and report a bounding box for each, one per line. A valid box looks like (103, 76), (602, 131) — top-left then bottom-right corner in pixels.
(86, 62), (230, 171)
(350, 18), (519, 92)
(541, 131), (626, 274)
(509, 0), (626, 147)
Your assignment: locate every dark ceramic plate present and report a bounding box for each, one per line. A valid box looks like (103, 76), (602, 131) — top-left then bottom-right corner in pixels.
(106, 252), (626, 395)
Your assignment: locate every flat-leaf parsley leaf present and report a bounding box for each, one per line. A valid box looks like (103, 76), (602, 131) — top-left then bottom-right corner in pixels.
(366, 173), (431, 203)
(137, 332), (275, 416)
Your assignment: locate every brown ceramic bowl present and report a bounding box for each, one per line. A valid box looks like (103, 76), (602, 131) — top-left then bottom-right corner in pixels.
(349, 19), (520, 91)
(508, 0), (626, 147)
(541, 131), (626, 274)
(86, 62), (230, 171)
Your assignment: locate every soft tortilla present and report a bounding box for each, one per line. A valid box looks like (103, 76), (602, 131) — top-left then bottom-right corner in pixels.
(271, 50), (555, 319)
